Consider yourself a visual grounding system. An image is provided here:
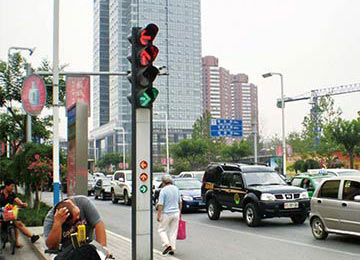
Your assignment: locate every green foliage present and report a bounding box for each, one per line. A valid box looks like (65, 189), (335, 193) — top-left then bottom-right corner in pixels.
(221, 140), (252, 162)
(153, 164), (165, 172)
(96, 153), (123, 171)
(329, 118), (360, 168)
(171, 139), (208, 171)
(0, 157), (14, 182)
(192, 111), (212, 140)
(17, 194), (51, 226)
(293, 159), (320, 173)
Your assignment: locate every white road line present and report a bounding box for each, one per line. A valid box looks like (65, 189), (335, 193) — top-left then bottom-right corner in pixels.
(106, 230), (180, 260)
(185, 219), (360, 257)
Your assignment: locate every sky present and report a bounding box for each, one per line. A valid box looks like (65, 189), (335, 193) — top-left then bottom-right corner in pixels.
(1, 0), (360, 139)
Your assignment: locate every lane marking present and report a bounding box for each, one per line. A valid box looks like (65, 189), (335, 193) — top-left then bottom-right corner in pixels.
(185, 219), (360, 257)
(106, 230), (180, 260)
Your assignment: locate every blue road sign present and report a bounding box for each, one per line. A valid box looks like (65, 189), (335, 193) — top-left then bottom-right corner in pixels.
(210, 119), (243, 138)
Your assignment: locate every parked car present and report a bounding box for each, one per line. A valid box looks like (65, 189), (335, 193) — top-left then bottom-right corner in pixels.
(178, 171), (205, 182)
(173, 178), (205, 211)
(308, 168), (360, 177)
(88, 174), (95, 196)
(111, 170), (132, 205)
(94, 178), (112, 200)
(202, 163), (310, 227)
(310, 176), (360, 239)
(291, 173), (333, 197)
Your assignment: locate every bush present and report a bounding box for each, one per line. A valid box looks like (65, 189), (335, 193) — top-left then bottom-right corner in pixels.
(17, 194), (51, 226)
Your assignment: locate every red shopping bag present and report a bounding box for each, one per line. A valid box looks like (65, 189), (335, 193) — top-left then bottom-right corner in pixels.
(177, 216), (186, 240)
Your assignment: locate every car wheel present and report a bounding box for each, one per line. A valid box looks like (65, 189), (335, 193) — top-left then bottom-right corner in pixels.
(124, 191), (131, 205)
(311, 217), (328, 240)
(291, 214), (307, 225)
(112, 190), (118, 204)
(244, 203), (261, 227)
(100, 191), (105, 200)
(207, 199), (221, 220)
(94, 192), (98, 200)
(88, 191), (92, 196)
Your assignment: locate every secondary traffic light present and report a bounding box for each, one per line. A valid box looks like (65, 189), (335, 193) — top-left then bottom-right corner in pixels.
(128, 24), (159, 108)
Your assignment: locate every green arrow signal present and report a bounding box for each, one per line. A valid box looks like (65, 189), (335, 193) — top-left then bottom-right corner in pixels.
(140, 185), (148, 193)
(139, 87), (159, 107)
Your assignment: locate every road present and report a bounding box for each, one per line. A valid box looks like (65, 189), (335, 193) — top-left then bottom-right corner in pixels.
(42, 193), (360, 260)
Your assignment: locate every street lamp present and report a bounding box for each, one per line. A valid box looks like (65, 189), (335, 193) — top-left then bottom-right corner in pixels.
(116, 127), (126, 170)
(7, 46), (36, 157)
(153, 111), (169, 174)
(262, 72), (287, 176)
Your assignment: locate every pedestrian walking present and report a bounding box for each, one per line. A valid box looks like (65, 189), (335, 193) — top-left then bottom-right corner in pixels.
(157, 175), (182, 256)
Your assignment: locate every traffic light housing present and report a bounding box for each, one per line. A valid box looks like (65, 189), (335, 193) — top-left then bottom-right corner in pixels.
(128, 24), (159, 108)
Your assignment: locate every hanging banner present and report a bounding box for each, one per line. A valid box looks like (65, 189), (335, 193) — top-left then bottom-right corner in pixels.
(66, 76), (90, 116)
(21, 74), (47, 116)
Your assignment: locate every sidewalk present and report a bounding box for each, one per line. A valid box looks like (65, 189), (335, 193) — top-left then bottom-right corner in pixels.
(0, 229), (42, 260)
(28, 226), (179, 260)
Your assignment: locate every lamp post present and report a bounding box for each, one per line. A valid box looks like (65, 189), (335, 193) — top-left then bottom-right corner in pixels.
(153, 111), (169, 174)
(262, 72), (286, 176)
(117, 127), (126, 170)
(7, 46), (36, 155)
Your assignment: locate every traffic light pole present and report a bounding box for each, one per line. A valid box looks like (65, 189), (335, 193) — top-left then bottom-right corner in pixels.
(130, 27), (154, 260)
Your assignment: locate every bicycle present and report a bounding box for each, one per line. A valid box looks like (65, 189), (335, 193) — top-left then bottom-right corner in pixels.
(0, 204), (19, 255)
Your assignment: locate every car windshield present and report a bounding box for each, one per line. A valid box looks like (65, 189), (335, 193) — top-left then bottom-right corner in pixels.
(174, 179), (201, 190)
(103, 179), (111, 186)
(243, 171), (286, 186)
(126, 173), (132, 181)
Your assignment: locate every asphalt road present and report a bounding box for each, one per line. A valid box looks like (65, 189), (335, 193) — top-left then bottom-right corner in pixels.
(89, 196), (360, 260)
(42, 193), (360, 260)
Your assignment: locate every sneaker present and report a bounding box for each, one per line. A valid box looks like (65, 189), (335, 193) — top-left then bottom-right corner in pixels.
(169, 251), (175, 256)
(31, 235), (40, 243)
(162, 245), (172, 255)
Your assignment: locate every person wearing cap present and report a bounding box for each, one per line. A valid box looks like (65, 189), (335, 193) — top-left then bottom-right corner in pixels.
(157, 174), (182, 256)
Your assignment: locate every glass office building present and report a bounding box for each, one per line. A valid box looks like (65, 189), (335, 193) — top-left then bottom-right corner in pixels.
(91, 0), (202, 163)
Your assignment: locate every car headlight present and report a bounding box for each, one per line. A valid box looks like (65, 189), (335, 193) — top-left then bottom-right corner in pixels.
(182, 196), (193, 201)
(260, 193), (276, 201)
(300, 191), (309, 199)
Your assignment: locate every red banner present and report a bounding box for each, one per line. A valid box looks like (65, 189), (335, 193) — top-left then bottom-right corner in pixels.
(66, 76), (90, 116)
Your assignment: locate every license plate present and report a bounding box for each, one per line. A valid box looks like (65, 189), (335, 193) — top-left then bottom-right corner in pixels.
(284, 202), (299, 209)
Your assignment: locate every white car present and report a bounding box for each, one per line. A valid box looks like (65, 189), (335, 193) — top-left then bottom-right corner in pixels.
(308, 168), (360, 177)
(111, 170), (132, 205)
(88, 174), (95, 196)
(178, 171), (205, 182)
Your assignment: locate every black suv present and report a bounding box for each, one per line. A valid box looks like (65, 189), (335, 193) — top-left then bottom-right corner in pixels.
(201, 163), (310, 226)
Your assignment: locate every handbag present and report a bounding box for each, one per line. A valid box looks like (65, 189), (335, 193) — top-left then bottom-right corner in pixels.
(177, 215), (186, 240)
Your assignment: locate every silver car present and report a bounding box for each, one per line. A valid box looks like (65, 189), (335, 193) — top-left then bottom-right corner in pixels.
(310, 176), (360, 239)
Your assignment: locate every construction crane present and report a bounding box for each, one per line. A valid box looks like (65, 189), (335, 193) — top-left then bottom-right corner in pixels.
(276, 83), (360, 146)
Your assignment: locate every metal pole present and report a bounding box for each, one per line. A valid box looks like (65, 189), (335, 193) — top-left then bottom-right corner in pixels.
(280, 74), (287, 176)
(165, 112), (169, 174)
(253, 120), (257, 164)
(25, 63), (32, 143)
(119, 127), (126, 170)
(52, 0), (60, 205)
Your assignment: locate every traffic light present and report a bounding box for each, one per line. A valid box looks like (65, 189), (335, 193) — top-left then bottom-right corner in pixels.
(128, 24), (159, 108)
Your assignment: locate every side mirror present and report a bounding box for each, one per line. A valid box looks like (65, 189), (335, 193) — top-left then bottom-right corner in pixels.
(354, 195), (360, 202)
(235, 182), (243, 188)
(119, 177), (125, 182)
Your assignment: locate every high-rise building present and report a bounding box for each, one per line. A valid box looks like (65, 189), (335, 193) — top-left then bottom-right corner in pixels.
(202, 56), (258, 138)
(93, 0), (110, 129)
(232, 74), (258, 137)
(91, 0), (202, 164)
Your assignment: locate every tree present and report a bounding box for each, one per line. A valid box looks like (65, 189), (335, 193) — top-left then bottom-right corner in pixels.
(192, 111), (211, 140)
(0, 54), (63, 156)
(96, 153), (123, 171)
(221, 140), (251, 162)
(171, 139), (208, 171)
(329, 119), (360, 168)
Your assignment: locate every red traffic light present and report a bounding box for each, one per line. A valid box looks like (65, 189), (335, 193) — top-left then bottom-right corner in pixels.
(139, 45), (159, 66)
(139, 24), (159, 45)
